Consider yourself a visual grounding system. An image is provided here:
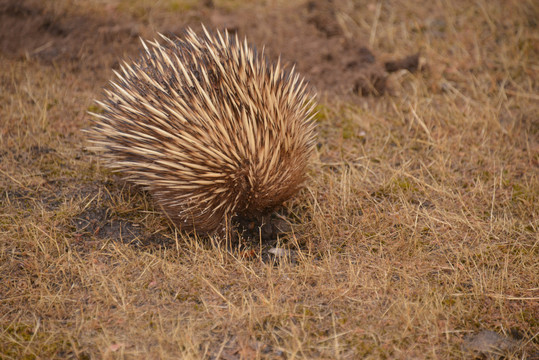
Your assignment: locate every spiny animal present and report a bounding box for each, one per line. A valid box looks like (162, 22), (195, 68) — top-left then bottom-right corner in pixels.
(86, 26), (317, 236)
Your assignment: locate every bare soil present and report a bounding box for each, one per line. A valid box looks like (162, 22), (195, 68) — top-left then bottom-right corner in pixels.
(0, 0), (418, 94)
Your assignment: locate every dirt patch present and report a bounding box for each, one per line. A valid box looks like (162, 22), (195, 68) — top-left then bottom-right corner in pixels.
(68, 182), (174, 247)
(73, 207), (146, 244)
(0, 0), (419, 95)
(207, 1), (420, 95)
(0, 0), (140, 76)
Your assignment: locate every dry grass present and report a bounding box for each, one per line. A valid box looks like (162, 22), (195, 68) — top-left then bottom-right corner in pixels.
(1, 0), (538, 359)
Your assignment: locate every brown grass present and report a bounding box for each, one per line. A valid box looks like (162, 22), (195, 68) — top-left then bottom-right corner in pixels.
(1, 0), (537, 359)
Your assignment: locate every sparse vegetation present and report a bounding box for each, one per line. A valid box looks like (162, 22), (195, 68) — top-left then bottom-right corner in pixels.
(1, 0), (537, 358)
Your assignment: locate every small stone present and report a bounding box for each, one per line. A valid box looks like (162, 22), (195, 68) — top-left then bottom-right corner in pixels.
(462, 330), (519, 358)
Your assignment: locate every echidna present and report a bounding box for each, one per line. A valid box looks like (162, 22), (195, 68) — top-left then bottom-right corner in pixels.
(87, 26), (317, 236)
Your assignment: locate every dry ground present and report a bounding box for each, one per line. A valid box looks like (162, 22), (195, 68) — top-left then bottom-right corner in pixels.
(1, 0), (538, 358)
